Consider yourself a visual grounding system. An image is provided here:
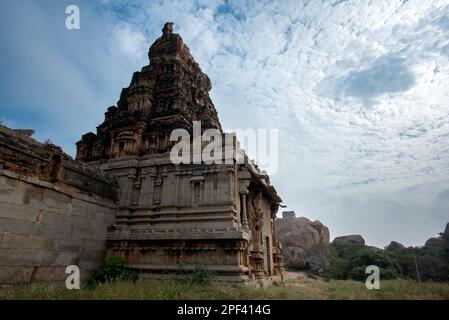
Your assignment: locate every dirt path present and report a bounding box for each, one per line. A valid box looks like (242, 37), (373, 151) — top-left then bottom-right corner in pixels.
(283, 271), (326, 287)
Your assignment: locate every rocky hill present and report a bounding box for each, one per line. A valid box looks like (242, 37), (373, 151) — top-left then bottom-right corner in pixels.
(275, 211), (331, 273)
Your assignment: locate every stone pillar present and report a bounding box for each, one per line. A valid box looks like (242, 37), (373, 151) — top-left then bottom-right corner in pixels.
(138, 173), (152, 206)
(240, 191), (249, 231)
(127, 174), (136, 206)
(134, 176), (145, 206)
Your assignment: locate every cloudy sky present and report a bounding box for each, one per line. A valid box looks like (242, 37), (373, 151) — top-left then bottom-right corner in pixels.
(1, 0), (448, 247)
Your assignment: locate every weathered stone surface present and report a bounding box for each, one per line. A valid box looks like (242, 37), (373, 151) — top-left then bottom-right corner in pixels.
(282, 211), (295, 218)
(282, 228), (320, 250)
(0, 232), (51, 250)
(386, 241), (405, 251)
(0, 202), (41, 222)
(81, 239), (106, 250)
(0, 217), (34, 235)
(33, 223), (72, 240)
(42, 189), (72, 214)
(40, 211), (73, 226)
(0, 124), (119, 200)
(283, 246), (307, 269)
(424, 237), (445, 250)
(311, 220), (330, 243)
(13, 129), (35, 137)
(0, 125), (118, 285)
(52, 251), (79, 266)
(275, 213), (331, 272)
(32, 266), (67, 281)
(0, 266), (34, 284)
(0, 248), (58, 266)
(0, 176), (24, 205)
(423, 222), (449, 250)
(80, 248), (105, 262)
(78, 260), (100, 274)
(275, 216), (329, 251)
(51, 239), (81, 252)
(22, 184), (46, 210)
(333, 234), (365, 245)
(70, 226), (96, 241)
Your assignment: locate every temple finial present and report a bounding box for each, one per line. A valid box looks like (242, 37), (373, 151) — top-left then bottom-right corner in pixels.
(162, 22), (174, 35)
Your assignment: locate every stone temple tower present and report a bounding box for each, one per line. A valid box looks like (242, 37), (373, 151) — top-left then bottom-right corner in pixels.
(76, 23), (283, 283)
(76, 22), (221, 161)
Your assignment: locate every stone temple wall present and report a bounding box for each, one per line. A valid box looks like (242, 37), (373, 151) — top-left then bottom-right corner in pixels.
(94, 142), (283, 283)
(0, 125), (118, 285)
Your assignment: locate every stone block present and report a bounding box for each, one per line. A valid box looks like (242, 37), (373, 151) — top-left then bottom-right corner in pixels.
(0, 266), (34, 284)
(72, 216), (93, 229)
(32, 266), (67, 281)
(71, 198), (98, 215)
(81, 239), (105, 251)
(0, 232), (51, 250)
(52, 251), (79, 266)
(0, 202), (40, 222)
(33, 223), (72, 240)
(70, 227), (94, 241)
(40, 211), (73, 227)
(22, 184), (46, 210)
(0, 248), (58, 266)
(0, 217), (35, 235)
(89, 227), (108, 241)
(51, 239), (81, 252)
(79, 260), (100, 272)
(71, 206), (86, 217)
(42, 189), (72, 214)
(0, 176), (26, 205)
(80, 248), (105, 262)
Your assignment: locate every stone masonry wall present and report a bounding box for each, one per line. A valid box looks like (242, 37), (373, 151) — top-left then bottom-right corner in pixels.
(0, 171), (116, 284)
(0, 125), (118, 285)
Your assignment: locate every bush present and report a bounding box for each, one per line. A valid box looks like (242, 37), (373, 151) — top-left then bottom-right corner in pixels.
(331, 242), (365, 259)
(327, 245), (402, 281)
(349, 248), (402, 279)
(87, 257), (137, 287)
(191, 264), (215, 284)
(393, 246), (449, 282)
(326, 257), (350, 280)
(176, 262), (188, 276)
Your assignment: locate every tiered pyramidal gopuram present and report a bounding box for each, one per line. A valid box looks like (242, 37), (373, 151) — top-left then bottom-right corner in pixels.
(76, 23), (283, 283)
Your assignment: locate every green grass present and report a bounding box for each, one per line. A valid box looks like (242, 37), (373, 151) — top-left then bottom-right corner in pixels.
(1, 278), (449, 300)
(328, 279), (449, 300)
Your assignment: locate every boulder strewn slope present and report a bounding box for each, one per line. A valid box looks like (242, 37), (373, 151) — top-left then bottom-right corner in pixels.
(333, 234), (365, 246)
(275, 212), (331, 272)
(385, 241), (406, 251)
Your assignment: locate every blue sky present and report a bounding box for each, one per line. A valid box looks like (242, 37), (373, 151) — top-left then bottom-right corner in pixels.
(1, 0), (449, 247)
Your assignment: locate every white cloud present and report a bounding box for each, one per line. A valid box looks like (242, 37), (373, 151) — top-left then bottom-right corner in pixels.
(113, 24), (148, 61)
(2, 0), (449, 246)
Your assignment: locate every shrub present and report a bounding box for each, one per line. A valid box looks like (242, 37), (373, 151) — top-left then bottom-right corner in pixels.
(349, 248), (402, 279)
(176, 262), (188, 276)
(326, 257), (350, 280)
(327, 246), (402, 281)
(87, 257), (137, 287)
(393, 245), (449, 282)
(331, 242), (365, 259)
(191, 264), (215, 284)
